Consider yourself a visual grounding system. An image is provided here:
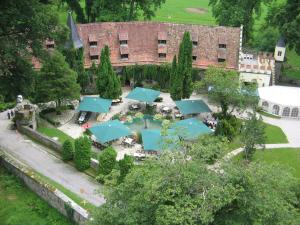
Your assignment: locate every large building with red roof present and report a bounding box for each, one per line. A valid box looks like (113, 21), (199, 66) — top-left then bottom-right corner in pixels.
(77, 22), (242, 70)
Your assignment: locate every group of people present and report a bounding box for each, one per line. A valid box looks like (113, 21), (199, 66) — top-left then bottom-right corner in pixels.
(7, 109), (15, 119)
(203, 117), (218, 130)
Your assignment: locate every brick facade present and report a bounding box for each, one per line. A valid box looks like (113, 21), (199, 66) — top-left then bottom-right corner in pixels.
(77, 22), (241, 70)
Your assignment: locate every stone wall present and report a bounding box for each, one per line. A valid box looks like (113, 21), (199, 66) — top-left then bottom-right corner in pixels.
(17, 125), (100, 170)
(0, 151), (89, 225)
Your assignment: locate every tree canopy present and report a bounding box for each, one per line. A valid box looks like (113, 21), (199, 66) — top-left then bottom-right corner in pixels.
(89, 149), (300, 225)
(36, 51), (81, 108)
(195, 66), (258, 117)
(209, 0), (272, 44)
(266, 0), (300, 54)
(0, 0), (66, 101)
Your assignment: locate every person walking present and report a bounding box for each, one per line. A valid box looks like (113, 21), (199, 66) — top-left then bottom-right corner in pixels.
(10, 109), (14, 117)
(7, 109), (11, 119)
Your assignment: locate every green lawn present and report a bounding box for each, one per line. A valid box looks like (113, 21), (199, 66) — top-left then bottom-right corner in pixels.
(253, 148), (300, 179)
(0, 167), (72, 225)
(150, 0), (215, 25)
(265, 123), (288, 144)
(37, 126), (74, 145)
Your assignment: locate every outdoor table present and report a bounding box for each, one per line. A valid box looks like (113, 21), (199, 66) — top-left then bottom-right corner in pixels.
(133, 152), (146, 158)
(175, 113), (183, 118)
(162, 106), (171, 113)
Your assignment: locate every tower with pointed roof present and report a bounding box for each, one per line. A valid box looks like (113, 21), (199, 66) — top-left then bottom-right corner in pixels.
(65, 11), (83, 49)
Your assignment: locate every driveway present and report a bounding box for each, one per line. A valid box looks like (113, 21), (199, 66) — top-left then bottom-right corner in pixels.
(0, 112), (105, 206)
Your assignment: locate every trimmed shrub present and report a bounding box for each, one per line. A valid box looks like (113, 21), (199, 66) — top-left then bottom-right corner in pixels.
(98, 146), (117, 175)
(62, 140), (74, 161)
(74, 136), (91, 171)
(118, 154), (134, 182)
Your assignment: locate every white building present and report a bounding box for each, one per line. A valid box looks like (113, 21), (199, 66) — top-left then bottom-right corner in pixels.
(274, 37), (286, 62)
(239, 52), (274, 87)
(258, 86), (300, 118)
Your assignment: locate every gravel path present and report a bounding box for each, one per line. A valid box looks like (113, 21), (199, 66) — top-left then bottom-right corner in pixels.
(0, 112), (105, 206)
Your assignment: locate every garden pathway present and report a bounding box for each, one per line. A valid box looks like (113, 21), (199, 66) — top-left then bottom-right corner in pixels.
(0, 111), (105, 206)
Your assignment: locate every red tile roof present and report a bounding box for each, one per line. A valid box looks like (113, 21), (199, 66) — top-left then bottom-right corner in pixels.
(77, 21), (241, 70)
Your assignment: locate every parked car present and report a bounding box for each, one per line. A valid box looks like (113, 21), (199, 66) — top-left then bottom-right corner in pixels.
(112, 98), (123, 105)
(78, 111), (91, 124)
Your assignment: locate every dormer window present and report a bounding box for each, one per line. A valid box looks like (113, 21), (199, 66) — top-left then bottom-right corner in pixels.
(89, 41), (97, 47)
(121, 54), (129, 60)
(219, 44), (226, 49)
(45, 39), (55, 49)
(159, 53), (166, 59)
(192, 56), (197, 61)
(120, 40), (128, 45)
(158, 32), (167, 45)
(218, 58), (226, 63)
(193, 41), (198, 47)
(90, 55), (99, 60)
(158, 40), (167, 44)
(46, 44), (54, 49)
(88, 34), (98, 47)
(192, 34), (198, 48)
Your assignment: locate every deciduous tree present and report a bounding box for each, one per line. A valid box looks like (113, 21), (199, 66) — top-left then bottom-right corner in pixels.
(98, 146), (117, 175)
(36, 51), (81, 108)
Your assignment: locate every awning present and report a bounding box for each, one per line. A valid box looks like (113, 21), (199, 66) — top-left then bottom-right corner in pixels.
(126, 87), (160, 103)
(141, 129), (179, 151)
(89, 120), (132, 144)
(171, 118), (212, 140)
(175, 99), (211, 115)
(77, 97), (112, 113)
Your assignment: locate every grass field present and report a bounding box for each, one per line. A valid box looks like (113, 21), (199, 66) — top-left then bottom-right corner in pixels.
(264, 123), (288, 144)
(253, 148), (300, 179)
(150, 0), (215, 25)
(37, 126), (74, 145)
(0, 167), (72, 225)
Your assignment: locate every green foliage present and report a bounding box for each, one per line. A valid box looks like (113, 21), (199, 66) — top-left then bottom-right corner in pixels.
(62, 140), (74, 161)
(118, 154), (134, 182)
(0, 102), (15, 112)
(0, 0), (67, 102)
(170, 32), (193, 100)
(86, 0), (166, 22)
(62, 47), (89, 93)
(252, 26), (280, 52)
(209, 0), (272, 44)
(266, 0), (300, 54)
(198, 66), (258, 117)
(190, 135), (228, 164)
(64, 0), (86, 23)
(74, 136), (92, 171)
(89, 149), (300, 225)
(96, 46), (122, 99)
(0, 168), (71, 225)
(241, 113), (266, 160)
(215, 119), (236, 141)
(36, 51), (81, 108)
(98, 146), (117, 175)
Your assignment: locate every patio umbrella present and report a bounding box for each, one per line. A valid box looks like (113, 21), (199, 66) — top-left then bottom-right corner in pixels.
(141, 129), (179, 151)
(77, 97), (112, 113)
(171, 118), (212, 140)
(175, 99), (211, 115)
(126, 87), (160, 104)
(89, 120), (132, 144)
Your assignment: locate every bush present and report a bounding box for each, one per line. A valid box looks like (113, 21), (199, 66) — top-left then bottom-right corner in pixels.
(39, 108), (61, 127)
(74, 136), (91, 171)
(215, 119), (236, 141)
(118, 155), (134, 182)
(62, 140), (74, 161)
(98, 146), (117, 175)
(0, 102), (15, 112)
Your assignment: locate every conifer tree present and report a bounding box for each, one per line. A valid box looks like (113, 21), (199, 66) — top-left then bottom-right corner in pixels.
(170, 55), (182, 100)
(96, 46), (122, 99)
(179, 32), (193, 99)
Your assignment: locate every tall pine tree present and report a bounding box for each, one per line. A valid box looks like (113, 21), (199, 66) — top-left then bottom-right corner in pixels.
(96, 46), (122, 99)
(170, 32), (193, 100)
(170, 55), (182, 100)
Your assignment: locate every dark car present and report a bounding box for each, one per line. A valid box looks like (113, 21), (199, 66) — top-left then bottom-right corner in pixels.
(78, 111), (91, 124)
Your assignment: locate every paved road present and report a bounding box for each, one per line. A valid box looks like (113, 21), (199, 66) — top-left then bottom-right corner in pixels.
(0, 112), (105, 206)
